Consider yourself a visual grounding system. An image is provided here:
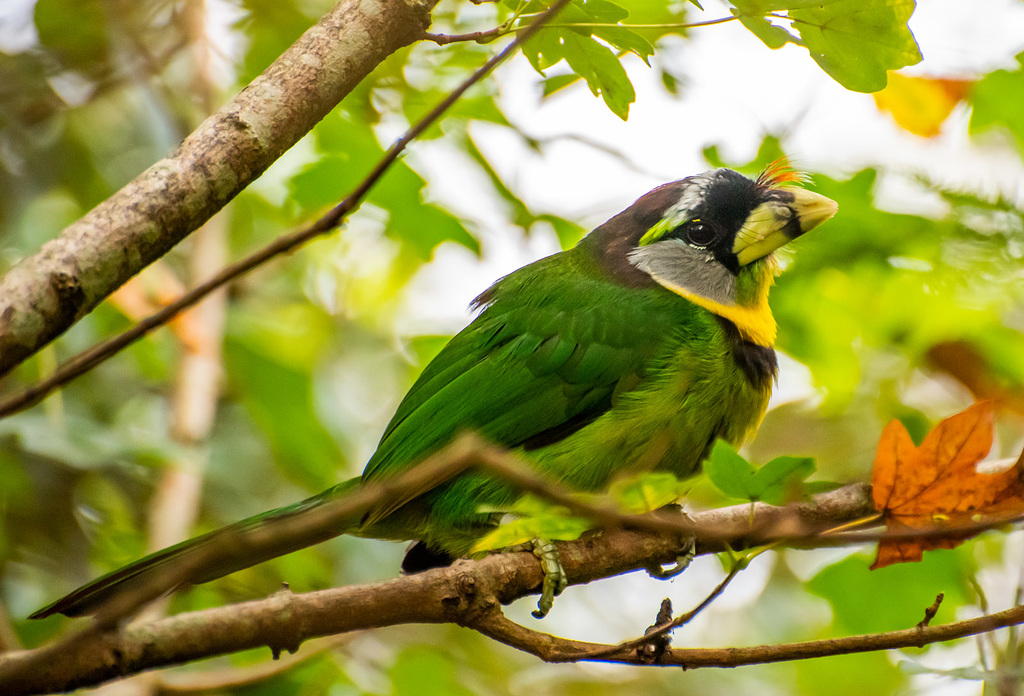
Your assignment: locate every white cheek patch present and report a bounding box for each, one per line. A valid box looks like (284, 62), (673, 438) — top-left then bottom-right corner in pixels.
(627, 240), (737, 306)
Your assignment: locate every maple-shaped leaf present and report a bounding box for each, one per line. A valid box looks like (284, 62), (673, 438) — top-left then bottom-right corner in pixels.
(871, 401), (1024, 570)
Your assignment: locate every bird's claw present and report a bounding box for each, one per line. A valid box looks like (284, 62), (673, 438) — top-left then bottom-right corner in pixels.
(645, 536), (695, 580)
(531, 538), (567, 618)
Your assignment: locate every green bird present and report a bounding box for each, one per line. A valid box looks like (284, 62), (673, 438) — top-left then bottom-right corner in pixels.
(31, 165), (836, 620)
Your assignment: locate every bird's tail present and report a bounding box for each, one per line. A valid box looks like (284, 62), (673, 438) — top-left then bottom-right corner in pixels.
(30, 477), (364, 619)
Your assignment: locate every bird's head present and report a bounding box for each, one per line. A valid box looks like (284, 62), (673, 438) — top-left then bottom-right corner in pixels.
(590, 164), (837, 348)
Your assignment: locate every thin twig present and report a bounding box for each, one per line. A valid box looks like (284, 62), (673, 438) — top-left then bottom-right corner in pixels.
(422, 14), (743, 45)
(423, 27), (504, 44)
(472, 597), (1024, 668)
(0, 0), (572, 420)
(579, 556), (747, 660)
(917, 594), (944, 629)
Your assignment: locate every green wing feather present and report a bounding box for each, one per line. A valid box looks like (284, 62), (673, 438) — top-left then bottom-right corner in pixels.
(354, 250), (690, 554)
(362, 250), (668, 484)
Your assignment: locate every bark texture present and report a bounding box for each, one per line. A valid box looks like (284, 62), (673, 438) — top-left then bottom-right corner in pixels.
(0, 0), (434, 377)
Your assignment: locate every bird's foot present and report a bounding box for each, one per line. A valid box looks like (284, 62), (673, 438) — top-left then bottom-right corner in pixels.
(645, 536), (695, 580)
(531, 538), (568, 618)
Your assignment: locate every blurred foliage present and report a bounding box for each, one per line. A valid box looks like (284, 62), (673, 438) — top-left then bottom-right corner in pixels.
(0, 0), (1023, 694)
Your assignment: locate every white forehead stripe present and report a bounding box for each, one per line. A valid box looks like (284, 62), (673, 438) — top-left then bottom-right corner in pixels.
(660, 170), (720, 227)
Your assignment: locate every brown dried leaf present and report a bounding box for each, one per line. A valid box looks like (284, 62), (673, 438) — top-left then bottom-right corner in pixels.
(871, 401), (1024, 569)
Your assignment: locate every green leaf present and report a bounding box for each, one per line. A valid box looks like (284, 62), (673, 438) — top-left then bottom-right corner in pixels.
(733, 12), (797, 50)
(390, 647), (476, 696)
(542, 73), (583, 97)
(592, 26), (655, 65)
(239, 0), (316, 82)
(730, 0), (862, 13)
(795, 651), (904, 696)
(471, 509), (591, 553)
(520, 2), (644, 112)
(576, 0), (630, 23)
(388, 201), (481, 259)
(805, 480), (845, 495)
(559, 0), (653, 63)
(291, 130), (480, 259)
(807, 551), (973, 634)
(522, 27), (567, 74)
(290, 156), (363, 212)
(660, 68), (682, 95)
(753, 455), (815, 504)
(705, 441), (814, 502)
(560, 32), (636, 119)
(970, 52), (1024, 155)
(790, 0), (922, 93)
(537, 213), (586, 249)
(464, 134), (585, 248)
(705, 440), (757, 499)
(608, 472), (685, 513)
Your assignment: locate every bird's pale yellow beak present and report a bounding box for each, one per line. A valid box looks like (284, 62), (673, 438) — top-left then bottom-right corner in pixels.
(734, 188), (838, 267)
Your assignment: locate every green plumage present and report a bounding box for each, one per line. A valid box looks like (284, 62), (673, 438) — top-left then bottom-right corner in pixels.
(357, 244), (772, 557)
(31, 168), (836, 619)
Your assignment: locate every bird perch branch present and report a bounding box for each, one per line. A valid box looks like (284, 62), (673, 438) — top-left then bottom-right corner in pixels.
(0, 471), (876, 695)
(4, 431), (1022, 695)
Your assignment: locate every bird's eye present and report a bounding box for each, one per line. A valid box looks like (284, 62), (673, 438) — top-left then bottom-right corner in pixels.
(683, 220), (718, 248)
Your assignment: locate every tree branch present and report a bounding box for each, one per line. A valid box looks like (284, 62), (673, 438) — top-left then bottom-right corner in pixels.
(0, 0), (571, 418)
(8, 426), (1017, 695)
(423, 27), (504, 44)
(0, 482), (875, 694)
(471, 596), (1024, 668)
(0, 0), (435, 378)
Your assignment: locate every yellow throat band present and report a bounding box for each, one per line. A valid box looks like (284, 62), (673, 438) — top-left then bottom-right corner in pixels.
(657, 277), (778, 347)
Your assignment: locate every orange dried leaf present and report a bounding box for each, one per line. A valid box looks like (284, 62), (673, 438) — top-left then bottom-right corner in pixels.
(873, 73), (972, 138)
(870, 401), (1024, 570)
